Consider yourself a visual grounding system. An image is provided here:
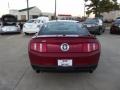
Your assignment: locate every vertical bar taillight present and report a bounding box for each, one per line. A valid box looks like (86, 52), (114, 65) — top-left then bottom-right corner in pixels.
(31, 43), (46, 52)
(83, 43), (99, 52)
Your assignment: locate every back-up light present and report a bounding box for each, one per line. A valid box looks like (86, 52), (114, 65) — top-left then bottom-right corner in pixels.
(30, 43), (46, 52)
(83, 43), (99, 52)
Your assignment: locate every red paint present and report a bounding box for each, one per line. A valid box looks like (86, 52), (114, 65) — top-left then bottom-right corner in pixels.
(28, 36), (101, 69)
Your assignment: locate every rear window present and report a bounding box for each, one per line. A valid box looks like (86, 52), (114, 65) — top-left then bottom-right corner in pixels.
(38, 22), (89, 35)
(84, 19), (98, 24)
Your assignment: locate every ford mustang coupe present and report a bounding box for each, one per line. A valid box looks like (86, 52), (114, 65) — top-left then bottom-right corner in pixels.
(28, 20), (101, 73)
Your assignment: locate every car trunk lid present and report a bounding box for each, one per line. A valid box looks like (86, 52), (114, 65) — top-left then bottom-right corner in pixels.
(30, 35), (99, 53)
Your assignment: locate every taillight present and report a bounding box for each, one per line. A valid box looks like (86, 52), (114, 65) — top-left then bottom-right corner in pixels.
(82, 43), (99, 52)
(30, 42), (46, 52)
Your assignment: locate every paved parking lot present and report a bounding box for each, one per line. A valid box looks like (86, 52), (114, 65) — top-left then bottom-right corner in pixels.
(0, 30), (120, 90)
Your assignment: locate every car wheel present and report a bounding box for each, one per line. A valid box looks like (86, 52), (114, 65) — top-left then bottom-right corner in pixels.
(110, 31), (112, 34)
(31, 65), (41, 73)
(35, 70), (41, 73)
(110, 30), (114, 34)
(102, 28), (105, 33)
(24, 32), (29, 35)
(89, 69), (94, 73)
(97, 29), (102, 35)
(18, 32), (21, 34)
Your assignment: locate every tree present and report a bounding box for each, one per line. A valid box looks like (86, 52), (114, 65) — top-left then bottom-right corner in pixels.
(85, 0), (120, 17)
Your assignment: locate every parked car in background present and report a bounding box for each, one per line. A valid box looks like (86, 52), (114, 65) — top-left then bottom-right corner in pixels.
(0, 14), (21, 34)
(37, 16), (49, 23)
(28, 20), (101, 73)
(23, 19), (40, 35)
(110, 19), (120, 34)
(23, 17), (49, 35)
(83, 18), (105, 35)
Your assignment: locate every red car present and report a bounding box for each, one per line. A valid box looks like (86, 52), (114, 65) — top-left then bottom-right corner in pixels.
(28, 20), (101, 73)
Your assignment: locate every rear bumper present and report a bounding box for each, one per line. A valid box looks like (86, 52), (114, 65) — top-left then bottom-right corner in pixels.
(87, 27), (99, 33)
(32, 64), (98, 72)
(0, 30), (21, 34)
(29, 51), (100, 70)
(23, 28), (39, 34)
(110, 27), (120, 33)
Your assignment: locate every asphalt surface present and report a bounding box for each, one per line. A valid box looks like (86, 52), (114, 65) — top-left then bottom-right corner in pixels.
(0, 31), (120, 90)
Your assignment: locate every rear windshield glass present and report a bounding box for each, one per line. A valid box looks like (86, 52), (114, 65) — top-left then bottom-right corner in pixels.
(84, 19), (98, 24)
(38, 22), (89, 35)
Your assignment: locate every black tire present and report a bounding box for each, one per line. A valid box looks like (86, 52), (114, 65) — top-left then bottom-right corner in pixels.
(35, 70), (41, 73)
(97, 31), (101, 35)
(89, 69), (94, 73)
(0, 33), (3, 35)
(97, 28), (102, 35)
(17, 32), (21, 34)
(110, 32), (113, 34)
(89, 65), (97, 73)
(24, 32), (29, 35)
(110, 30), (114, 34)
(31, 65), (41, 73)
(102, 28), (105, 33)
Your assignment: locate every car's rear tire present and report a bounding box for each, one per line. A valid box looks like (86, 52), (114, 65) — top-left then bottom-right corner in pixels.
(110, 32), (113, 34)
(89, 69), (94, 73)
(24, 32), (29, 35)
(97, 28), (102, 35)
(0, 33), (3, 35)
(31, 65), (41, 73)
(35, 70), (41, 73)
(18, 32), (21, 34)
(110, 30), (114, 34)
(89, 65), (97, 73)
(102, 28), (105, 33)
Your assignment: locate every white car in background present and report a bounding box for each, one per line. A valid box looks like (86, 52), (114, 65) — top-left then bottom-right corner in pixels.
(23, 17), (49, 35)
(23, 19), (42, 35)
(0, 14), (21, 34)
(37, 16), (49, 23)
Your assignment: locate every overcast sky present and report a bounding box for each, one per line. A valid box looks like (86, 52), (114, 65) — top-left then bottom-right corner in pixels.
(0, 0), (120, 17)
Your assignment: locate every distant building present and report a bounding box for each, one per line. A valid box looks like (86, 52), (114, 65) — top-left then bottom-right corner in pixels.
(41, 12), (54, 20)
(57, 14), (72, 20)
(9, 6), (42, 20)
(101, 10), (120, 21)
